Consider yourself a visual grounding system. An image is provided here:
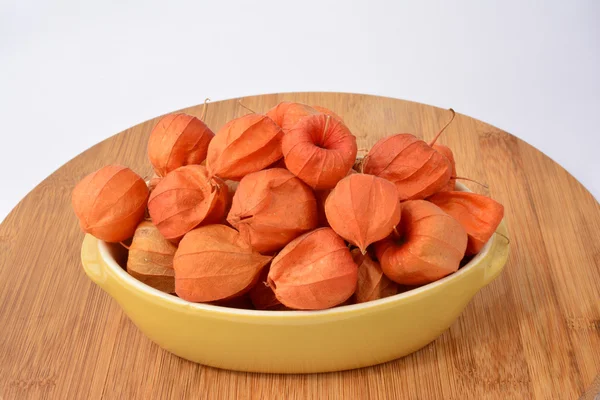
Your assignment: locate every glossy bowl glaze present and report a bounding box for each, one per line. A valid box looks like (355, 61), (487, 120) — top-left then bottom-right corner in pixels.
(80, 183), (510, 373)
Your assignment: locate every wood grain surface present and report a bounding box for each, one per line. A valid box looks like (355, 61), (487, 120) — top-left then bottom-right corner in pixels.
(0, 93), (598, 399)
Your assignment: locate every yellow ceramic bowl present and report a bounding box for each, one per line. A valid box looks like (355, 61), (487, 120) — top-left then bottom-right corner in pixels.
(81, 183), (510, 374)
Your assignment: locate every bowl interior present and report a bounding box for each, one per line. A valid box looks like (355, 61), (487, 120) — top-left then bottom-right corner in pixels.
(99, 182), (494, 317)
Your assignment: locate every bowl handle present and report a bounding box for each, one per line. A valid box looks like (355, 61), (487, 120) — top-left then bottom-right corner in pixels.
(80, 234), (109, 288)
(482, 220), (510, 286)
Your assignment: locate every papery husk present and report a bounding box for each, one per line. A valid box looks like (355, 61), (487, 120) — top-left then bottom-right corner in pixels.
(282, 114), (357, 190)
(351, 249), (398, 303)
(127, 221), (176, 293)
(433, 144), (456, 192)
(427, 191), (504, 255)
(72, 165), (149, 242)
(249, 268), (288, 310)
(315, 169), (356, 227)
(148, 113), (214, 177)
(147, 165), (229, 241)
(227, 168), (318, 254)
(268, 227), (358, 310)
(203, 175), (230, 225)
(206, 114), (284, 180)
(173, 224), (272, 302)
(375, 200), (467, 285)
(325, 173), (401, 253)
(266, 101), (318, 133)
(362, 134), (452, 200)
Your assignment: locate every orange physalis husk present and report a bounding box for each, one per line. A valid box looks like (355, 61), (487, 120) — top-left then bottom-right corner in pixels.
(249, 268), (288, 310)
(268, 227), (358, 310)
(72, 165), (149, 242)
(148, 113), (214, 177)
(147, 165), (229, 241)
(375, 200), (467, 285)
(362, 134), (451, 200)
(127, 221), (177, 293)
(173, 224), (272, 302)
(266, 101), (318, 133)
(433, 144), (456, 192)
(312, 105), (343, 122)
(325, 173), (401, 254)
(227, 168), (318, 254)
(427, 191), (504, 255)
(282, 114), (358, 190)
(351, 249), (398, 303)
(206, 114), (284, 181)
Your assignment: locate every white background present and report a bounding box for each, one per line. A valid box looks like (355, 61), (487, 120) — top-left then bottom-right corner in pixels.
(1, 0), (599, 223)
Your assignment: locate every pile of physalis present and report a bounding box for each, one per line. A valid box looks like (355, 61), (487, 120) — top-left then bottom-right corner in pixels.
(72, 101), (504, 311)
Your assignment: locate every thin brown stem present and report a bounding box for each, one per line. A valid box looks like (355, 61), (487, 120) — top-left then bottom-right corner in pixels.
(200, 98), (211, 120)
(237, 99), (256, 114)
(429, 108), (456, 146)
(360, 154), (370, 174)
(119, 241), (131, 250)
(494, 231), (510, 244)
(454, 176), (489, 189)
(321, 115), (331, 144)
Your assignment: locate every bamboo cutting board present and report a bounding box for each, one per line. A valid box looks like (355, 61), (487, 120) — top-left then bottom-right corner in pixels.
(0, 93), (598, 400)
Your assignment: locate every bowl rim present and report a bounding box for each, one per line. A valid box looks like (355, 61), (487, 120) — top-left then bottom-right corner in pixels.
(96, 182), (498, 318)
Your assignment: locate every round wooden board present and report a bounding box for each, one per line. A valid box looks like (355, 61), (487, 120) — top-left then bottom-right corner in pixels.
(0, 93), (598, 399)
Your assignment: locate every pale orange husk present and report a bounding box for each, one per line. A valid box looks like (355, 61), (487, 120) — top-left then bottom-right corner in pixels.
(282, 114), (358, 189)
(127, 221), (177, 293)
(203, 175), (230, 225)
(268, 227), (358, 310)
(206, 114), (284, 180)
(375, 200), (467, 285)
(147, 165), (229, 241)
(433, 144), (456, 192)
(227, 168), (318, 254)
(315, 168), (356, 227)
(72, 165), (149, 242)
(351, 249), (398, 303)
(427, 191), (504, 255)
(266, 101), (318, 133)
(362, 134), (451, 200)
(148, 113), (214, 177)
(173, 224), (272, 302)
(325, 173), (401, 253)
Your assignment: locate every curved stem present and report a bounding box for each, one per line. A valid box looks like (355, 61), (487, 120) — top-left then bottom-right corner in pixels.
(119, 241), (131, 250)
(360, 154), (370, 174)
(429, 108), (456, 146)
(237, 99), (256, 114)
(200, 98), (211, 120)
(454, 176), (489, 189)
(494, 231), (510, 244)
